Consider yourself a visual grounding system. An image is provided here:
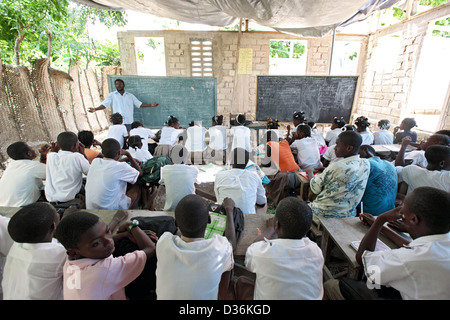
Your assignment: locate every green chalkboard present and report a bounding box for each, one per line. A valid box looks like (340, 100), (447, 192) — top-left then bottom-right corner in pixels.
(256, 76), (358, 123)
(107, 75), (217, 128)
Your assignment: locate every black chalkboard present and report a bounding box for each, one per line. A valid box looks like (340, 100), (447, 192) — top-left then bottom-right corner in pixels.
(107, 75), (217, 128)
(256, 76), (358, 123)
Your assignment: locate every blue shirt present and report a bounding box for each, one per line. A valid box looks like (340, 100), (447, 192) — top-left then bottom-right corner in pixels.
(361, 157), (397, 216)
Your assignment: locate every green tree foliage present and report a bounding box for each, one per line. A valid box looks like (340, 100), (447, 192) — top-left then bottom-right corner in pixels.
(0, 0), (126, 70)
(270, 40), (305, 58)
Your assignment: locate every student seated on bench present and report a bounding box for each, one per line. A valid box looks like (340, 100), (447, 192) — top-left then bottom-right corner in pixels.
(306, 131), (370, 220)
(45, 131), (90, 207)
(325, 187), (450, 300)
(235, 197), (324, 300)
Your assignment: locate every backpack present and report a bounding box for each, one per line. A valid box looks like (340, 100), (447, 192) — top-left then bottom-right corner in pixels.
(209, 203), (245, 242)
(138, 156), (172, 187)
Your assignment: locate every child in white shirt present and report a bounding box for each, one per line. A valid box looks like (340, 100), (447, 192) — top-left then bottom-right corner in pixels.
(373, 119), (394, 145)
(153, 115), (185, 157)
(235, 197), (324, 300)
(2, 203), (66, 300)
(155, 195), (236, 300)
(85, 138), (142, 210)
(290, 124), (321, 170)
(185, 121), (207, 164)
(127, 135), (153, 163)
(0, 141), (47, 207)
(207, 115), (228, 164)
(45, 131), (90, 204)
(325, 116), (346, 146)
(129, 121), (158, 152)
(159, 145), (200, 211)
(230, 116), (252, 153)
(355, 116), (374, 145)
(107, 113), (129, 149)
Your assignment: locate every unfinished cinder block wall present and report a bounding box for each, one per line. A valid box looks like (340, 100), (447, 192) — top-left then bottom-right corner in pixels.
(117, 4), (450, 132)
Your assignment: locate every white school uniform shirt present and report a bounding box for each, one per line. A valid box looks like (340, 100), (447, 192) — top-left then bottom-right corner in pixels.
(396, 165), (450, 195)
(373, 129), (394, 145)
(0, 159), (46, 207)
(127, 147), (153, 163)
(101, 91), (142, 125)
(185, 126), (207, 152)
(2, 239), (66, 300)
(325, 128), (342, 146)
(45, 151), (90, 202)
(159, 164), (200, 211)
(290, 137), (321, 170)
(85, 158), (140, 210)
(311, 128), (327, 148)
(129, 127), (156, 151)
(214, 168), (267, 214)
(0, 216), (14, 298)
(155, 232), (234, 300)
(208, 125), (228, 150)
(230, 126), (252, 152)
(362, 232), (450, 300)
(245, 237), (324, 300)
(107, 124), (128, 149)
(359, 130), (374, 145)
(159, 126), (184, 146)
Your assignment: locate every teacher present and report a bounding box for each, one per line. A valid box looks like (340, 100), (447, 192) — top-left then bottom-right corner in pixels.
(88, 78), (158, 132)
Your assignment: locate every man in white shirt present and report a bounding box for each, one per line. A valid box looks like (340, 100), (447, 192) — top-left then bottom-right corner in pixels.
(396, 145), (450, 195)
(0, 142), (46, 207)
(236, 197), (324, 300)
(88, 78), (158, 131)
(159, 145), (200, 211)
(85, 138), (142, 210)
(2, 203), (66, 300)
(214, 148), (266, 214)
(307, 131), (370, 219)
(156, 195), (236, 300)
(45, 132), (90, 204)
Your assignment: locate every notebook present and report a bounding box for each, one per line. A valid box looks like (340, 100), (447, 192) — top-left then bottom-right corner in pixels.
(204, 212), (227, 239)
(350, 239), (390, 252)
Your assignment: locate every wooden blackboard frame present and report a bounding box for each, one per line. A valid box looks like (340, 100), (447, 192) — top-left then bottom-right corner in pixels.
(107, 75), (217, 129)
(256, 75), (359, 124)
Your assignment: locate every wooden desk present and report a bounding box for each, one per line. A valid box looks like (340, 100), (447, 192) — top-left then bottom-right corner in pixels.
(319, 217), (400, 280)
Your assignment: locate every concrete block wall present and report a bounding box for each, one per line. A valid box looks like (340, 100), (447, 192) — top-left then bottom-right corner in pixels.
(117, 4), (450, 132)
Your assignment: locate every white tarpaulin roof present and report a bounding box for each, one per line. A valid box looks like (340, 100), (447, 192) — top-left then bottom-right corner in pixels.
(72, 0), (400, 37)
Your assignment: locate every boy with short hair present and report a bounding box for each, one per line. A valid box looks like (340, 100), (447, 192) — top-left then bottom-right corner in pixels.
(45, 131), (90, 205)
(236, 197), (324, 300)
(395, 133), (449, 167)
(326, 187), (450, 300)
(77, 130), (103, 163)
(0, 141), (47, 207)
(129, 121), (159, 152)
(155, 194), (236, 300)
(307, 131), (370, 219)
(85, 138), (142, 210)
(55, 211), (156, 300)
(396, 145), (450, 194)
(2, 203), (66, 300)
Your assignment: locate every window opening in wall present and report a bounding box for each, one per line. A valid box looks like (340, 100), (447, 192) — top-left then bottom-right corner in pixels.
(406, 15), (450, 132)
(135, 37), (166, 76)
(190, 39), (213, 76)
(330, 41), (361, 75)
(372, 33), (402, 72)
(269, 39), (308, 75)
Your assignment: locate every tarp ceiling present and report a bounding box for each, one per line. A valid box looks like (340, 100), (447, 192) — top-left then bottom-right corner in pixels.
(72, 0), (401, 37)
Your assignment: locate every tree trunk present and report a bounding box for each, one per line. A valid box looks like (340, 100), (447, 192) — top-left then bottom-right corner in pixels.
(47, 30), (53, 67)
(14, 32), (25, 66)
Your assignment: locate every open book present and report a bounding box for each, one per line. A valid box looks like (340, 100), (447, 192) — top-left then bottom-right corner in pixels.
(204, 212), (227, 239)
(350, 239), (390, 252)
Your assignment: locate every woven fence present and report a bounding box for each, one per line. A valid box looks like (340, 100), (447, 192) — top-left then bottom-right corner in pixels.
(0, 59), (121, 167)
